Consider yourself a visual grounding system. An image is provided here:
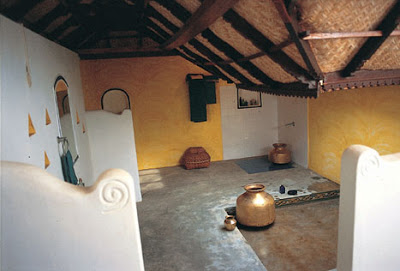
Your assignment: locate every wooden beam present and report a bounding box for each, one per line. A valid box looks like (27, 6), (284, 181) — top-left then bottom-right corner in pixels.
(272, 0), (323, 79)
(203, 39), (293, 66)
(1, 0), (44, 22)
(59, 0), (108, 49)
(160, 0), (239, 50)
(33, 5), (67, 33)
(324, 69), (400, 91)
(144, 27), (165, 44)
(147, 8), (255, 85)
(79, 49), (179, 60)
(78, 47), (164, 55)
(237, 83), (318, 98)
(302, 30), (400, 40)
(146, 25), (232, 82)
(61, 26), (90, 50)
(341, 1), (400, 77)
(48, 16), (78, 40)
(223, 9), (314, 84)
(180, 46), (233, 83)
(202, 29), (278, 86)
(101, 34), (140, 40)
(136, 0), (150, 48)
(154, 0), (270, 85)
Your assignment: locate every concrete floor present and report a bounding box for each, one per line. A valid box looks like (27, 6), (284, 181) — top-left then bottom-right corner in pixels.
(239, 199), (339, 271)
(137, 159), (340, 271)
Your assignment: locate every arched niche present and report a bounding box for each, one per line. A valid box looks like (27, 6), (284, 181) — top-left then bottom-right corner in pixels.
(101, 88), (131, 114)
(54, 76), (78, 162)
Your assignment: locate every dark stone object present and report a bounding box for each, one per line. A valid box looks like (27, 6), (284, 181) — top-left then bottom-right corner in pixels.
(288, 190), (297, 195)
(279, 185), (285, 194)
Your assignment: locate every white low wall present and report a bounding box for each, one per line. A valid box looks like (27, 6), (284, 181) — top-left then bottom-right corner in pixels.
(1, 161), (144, 271)
(337, 145), (400, 271)
(85, 110), (142, 201)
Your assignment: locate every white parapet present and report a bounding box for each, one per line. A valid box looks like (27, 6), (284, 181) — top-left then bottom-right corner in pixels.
(1, 161), (144, 271)
(337, 145), (400, 271)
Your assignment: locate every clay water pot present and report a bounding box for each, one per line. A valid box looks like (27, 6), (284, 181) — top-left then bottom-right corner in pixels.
(236, 184), (275, 227)
(224, 215), (237, 231)
(269, 143), (291, 164)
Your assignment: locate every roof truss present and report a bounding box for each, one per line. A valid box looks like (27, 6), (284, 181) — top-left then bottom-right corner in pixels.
(161, 0), (239, 50)
(340, 0), (400, 77)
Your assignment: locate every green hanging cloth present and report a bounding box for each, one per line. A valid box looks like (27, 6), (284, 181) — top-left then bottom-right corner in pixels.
(189, 80), (207, 122)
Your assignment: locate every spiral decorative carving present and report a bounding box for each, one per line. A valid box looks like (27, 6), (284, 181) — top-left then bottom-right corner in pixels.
(99, 180), (129, 213)
(359, 151), (381, 179)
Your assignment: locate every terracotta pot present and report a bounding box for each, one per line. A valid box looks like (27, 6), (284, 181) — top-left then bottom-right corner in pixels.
(269, 143), (291, 164)
(236, 184), (275, 227)
(224, 215), (237, 231)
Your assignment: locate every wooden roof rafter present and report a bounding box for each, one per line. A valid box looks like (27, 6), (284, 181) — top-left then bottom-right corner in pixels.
(302, 30), (400, 40)
(150, 1), (259, 85)
(160, 0), (239, 50)
(223, 9), (315, 86)
(152, 0), (317, 97)
(272, 0), (323, 80)
(203, 39), (293, 66)
(340, 0), (400, 77)
(147, 7), (255, 85)
(58, 0), (108, 50)
(0, 0), (44, 22)
(32, 4), (68, 34)
(201, 29), (278, 86)
(144, 20), (233, 83)
(154, 0), (279, 87)
(47, 16), (78, 41)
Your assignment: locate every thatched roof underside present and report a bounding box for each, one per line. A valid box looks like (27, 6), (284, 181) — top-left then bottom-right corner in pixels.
(1, 0), (399, 97)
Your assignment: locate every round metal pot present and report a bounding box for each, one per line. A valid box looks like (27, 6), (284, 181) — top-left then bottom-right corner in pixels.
(269, 143), (291, 164)
(236, 184), (275, 227)
(224, 215), (237, 231)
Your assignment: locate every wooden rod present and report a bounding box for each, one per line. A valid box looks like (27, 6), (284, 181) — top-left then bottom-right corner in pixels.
(303, 30), (400, 40)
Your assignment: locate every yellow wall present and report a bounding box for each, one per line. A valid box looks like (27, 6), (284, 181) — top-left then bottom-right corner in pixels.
(80, 56), (224, 170)
(308, 85), (400, 183)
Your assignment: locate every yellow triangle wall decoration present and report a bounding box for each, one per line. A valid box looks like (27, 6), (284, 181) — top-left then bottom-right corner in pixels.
(44, 151), (50, 169)
(28, 114), (36, 136)
(45, 108), (51, 125)
(82, 122), (86, 133)
(76, 110), (80, 124)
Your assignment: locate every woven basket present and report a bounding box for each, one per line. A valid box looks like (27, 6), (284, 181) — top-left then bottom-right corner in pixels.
(182, 147), (211, 170)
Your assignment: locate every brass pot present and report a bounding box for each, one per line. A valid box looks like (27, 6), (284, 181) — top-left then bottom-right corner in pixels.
(224, 215), (237, 231)
(236, 184), (275, 227)
(269, 143), (291, 164)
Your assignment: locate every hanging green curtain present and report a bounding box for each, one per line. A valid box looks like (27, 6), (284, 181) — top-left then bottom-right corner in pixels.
(204, 80), (216, 104)
(60, 150), (78, 185)
(189, 80), (207, 122)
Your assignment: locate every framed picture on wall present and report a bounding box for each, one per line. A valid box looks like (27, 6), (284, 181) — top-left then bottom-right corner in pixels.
(237, 87), (262, 109)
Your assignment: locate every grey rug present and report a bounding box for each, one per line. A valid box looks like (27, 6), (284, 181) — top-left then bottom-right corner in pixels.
(235, 156), (294, 174)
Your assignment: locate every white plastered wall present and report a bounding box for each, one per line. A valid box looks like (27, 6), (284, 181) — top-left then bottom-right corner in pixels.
(338, 145), (400, 271)
(277, 96), (308, 167)
(220, 84), (278, 159)
(0, 15), (93, 182)
(85, 110), (142, 201)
